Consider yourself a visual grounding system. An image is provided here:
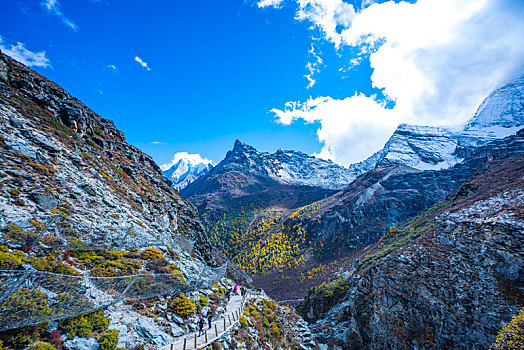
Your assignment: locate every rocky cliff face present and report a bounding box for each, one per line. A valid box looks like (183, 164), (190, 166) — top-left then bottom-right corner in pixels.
(0, 50), (215, 262)
(298, 130), (524, 349)
(0, 50), (233, 348)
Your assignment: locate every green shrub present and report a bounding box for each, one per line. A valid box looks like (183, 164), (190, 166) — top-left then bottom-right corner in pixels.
(0, 249), (25, 269)
(199, 295), (209, 307)
(63, 315), (91, 338)
(7, 189), (20, 197)
(239, 315), (248, 328)
(140, 248), (163, 260)
(209, 292), (220, 302)
(28, 342), (55, 350)
(102, 250), (127, 260)
(270, 322), (280, 336)
(61, 310), (109, 338)
(89, 310), (110, 334)
(98, 329), (119, 350)
(30, 254), (79, 276)
(1, 224), (37, 244)
(0, 323), (48, 349)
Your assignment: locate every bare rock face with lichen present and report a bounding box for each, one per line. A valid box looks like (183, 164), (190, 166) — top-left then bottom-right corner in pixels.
(0, 50), (213, 262)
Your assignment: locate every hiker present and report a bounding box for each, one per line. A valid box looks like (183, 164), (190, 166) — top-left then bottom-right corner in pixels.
(198, 314), (204, 336)
(226, 288), (231, 302)
(233, 284), (238, 295)
(208, 311), (213, 329)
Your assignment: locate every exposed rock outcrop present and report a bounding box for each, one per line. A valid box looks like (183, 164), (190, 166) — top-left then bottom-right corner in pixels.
(0, 49), (214, 262)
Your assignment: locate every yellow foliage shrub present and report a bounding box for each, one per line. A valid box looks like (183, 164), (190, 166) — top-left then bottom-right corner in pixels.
(169, 293), (196, 317)
(492, 308), (524, 350)
(140, 248), (163, 260)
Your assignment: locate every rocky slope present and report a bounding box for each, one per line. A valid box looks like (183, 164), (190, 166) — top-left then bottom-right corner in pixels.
(0, 48), (226, 348)
(161, 153), (214, 190)
(0, 51), (215, 262)
(250, 125), (524, 305)
(298, 130), (524, 349)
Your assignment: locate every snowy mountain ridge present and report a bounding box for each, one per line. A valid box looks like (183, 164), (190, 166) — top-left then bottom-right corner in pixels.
(348, 74), (524, 178)
(465, 75), (524, 130)
(227, 140), (355, 190)
(162, 152), (214, 190)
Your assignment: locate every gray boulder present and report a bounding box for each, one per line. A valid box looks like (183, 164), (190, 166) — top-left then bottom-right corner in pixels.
(64, 337), (100, 350)
(133, 316), (173, 346)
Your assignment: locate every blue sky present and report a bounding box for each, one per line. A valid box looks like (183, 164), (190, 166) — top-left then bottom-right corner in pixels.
(2, 0), (524, 167)
(0, 0), (379, 166)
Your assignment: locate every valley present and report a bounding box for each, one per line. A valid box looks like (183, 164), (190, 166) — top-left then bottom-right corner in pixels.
(178, 76), (524, 309)
(1, 24), (523, 350)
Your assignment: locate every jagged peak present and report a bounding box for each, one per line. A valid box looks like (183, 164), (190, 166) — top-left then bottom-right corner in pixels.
(232, 139), (257, 154)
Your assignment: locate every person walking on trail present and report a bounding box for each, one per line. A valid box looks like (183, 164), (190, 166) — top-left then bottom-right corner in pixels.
(208, 311), (213, 329)
(198, 315), (204, 336)
(233, 284), (238, 295)
(226, 288), (231, 302)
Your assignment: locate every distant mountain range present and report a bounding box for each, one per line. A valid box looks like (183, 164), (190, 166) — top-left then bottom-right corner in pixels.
(179, 74), (524, 301)
(175, 75), (523, 197)
(180, 140), (340, 215)
(162, 153), (214, 190)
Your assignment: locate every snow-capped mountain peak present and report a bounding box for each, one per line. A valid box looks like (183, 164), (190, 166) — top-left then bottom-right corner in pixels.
(162, 152), (214, 190)
(348, 74), (524, 178)
(224, 140), (355, 190)
(464, 74), (524, 136)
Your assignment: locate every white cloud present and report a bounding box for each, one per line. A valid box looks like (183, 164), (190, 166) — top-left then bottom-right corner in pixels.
(273, 94), (397, 164)
(41, 0), (78, 31)
(295, 0), (357, 48)
(151, 141), (167, 145)
(265, 0), (524, 165)
(305, 43), (323, 88)
(257, 0), (285, 8)
(134, 56), (151, 71)
(0, 37), (51, 68)
(160, 152), (214, 171)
